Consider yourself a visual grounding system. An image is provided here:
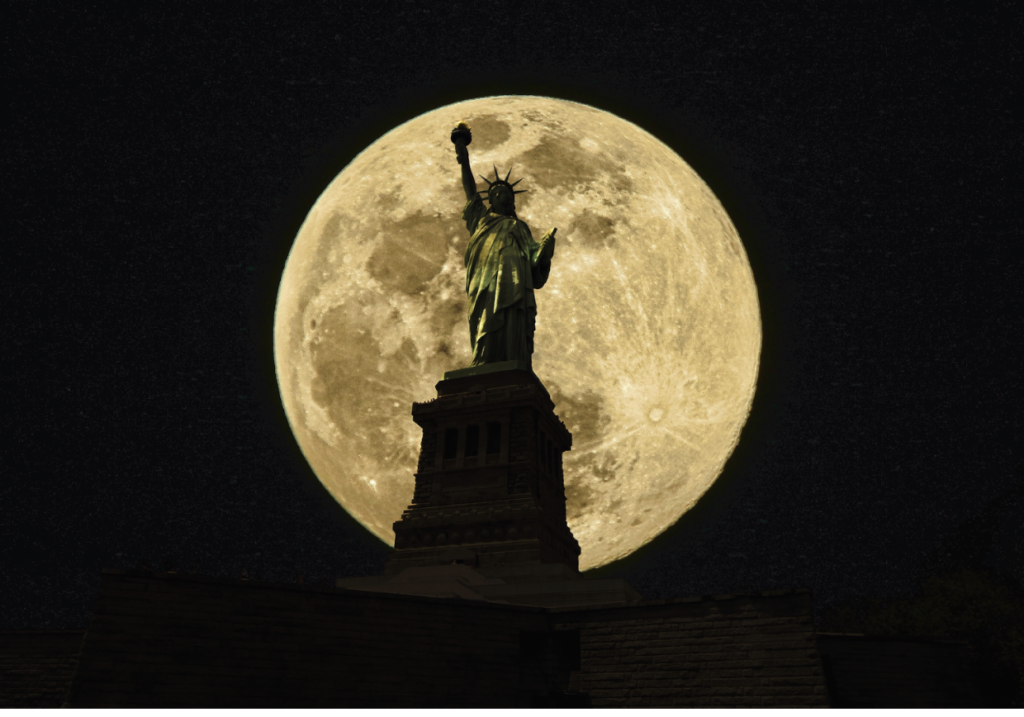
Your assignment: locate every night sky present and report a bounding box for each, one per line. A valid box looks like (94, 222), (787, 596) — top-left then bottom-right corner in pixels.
(5, 3), (1020, 629)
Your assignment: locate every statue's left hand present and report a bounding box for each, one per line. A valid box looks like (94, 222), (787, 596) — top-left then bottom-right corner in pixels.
(539, 228), (557, 260)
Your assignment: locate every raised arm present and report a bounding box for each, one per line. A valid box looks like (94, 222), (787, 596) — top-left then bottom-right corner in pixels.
(456, 142), (477, 200)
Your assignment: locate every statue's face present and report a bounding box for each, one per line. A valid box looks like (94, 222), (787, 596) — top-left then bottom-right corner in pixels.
(489, 186), (514, 216)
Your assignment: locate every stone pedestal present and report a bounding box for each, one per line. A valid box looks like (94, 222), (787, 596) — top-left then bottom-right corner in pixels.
(384, 366), (581, 575)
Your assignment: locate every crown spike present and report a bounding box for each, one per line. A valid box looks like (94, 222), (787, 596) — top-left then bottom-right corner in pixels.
(478, 174), (494, 187)
(513, 189), (528, 194)
(493, 165), (501, 181)
(510, 178), (524, 187)
(505, 166), (513, 182)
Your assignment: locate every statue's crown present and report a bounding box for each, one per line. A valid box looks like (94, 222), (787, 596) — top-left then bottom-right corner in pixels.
(479, 165), (528, 199)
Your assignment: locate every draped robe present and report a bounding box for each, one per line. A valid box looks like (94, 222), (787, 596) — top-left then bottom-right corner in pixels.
(462, 194), (551, 367)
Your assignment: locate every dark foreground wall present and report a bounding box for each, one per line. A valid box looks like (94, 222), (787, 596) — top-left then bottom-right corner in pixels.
(9, 571), (982, 707)
(60, 569), (830, 707)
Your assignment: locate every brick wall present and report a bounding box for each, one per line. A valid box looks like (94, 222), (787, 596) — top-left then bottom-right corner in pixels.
(552, 591), (830, 708)
(0, 630), (85, 707)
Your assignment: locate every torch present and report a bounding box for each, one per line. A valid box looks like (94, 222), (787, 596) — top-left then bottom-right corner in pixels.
(450, 121), (472, 164)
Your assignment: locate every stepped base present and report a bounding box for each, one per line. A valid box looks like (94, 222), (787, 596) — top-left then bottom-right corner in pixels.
(338, 562), (643, 608)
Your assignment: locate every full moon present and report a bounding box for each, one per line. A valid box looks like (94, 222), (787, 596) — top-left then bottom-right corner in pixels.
(274, 96), (760, 571)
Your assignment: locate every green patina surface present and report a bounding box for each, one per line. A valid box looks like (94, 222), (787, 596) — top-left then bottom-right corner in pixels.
(452, 124), (556, 370)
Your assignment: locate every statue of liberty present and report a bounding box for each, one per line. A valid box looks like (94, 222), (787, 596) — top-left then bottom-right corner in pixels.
(450, 122), (557, 369)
